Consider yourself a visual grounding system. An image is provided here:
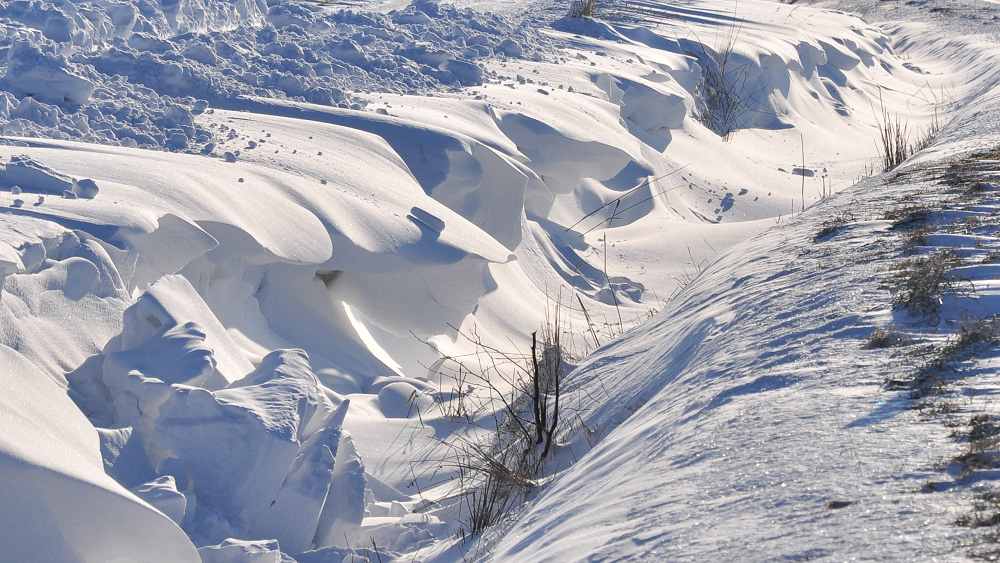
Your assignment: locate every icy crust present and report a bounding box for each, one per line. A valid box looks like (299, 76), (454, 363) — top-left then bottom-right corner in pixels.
(0, 0), (547, 152)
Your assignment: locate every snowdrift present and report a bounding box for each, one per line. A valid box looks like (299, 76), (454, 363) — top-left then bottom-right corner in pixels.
(0, 0), (989, 559)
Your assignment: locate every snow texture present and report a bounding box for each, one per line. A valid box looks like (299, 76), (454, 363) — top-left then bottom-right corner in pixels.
(1, 0), (999, 559)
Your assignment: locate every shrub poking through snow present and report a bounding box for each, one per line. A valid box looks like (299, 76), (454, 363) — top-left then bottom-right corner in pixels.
(436, 365), (475, 423)
(940, 317), (1000, 363)
(954, 416), (1000, 546)
(911, 110), (941, 155)
(874, 95), (941, 172)
(885, 205), (933, 231)
(569, 0), (599, 18)
(892, 249), (959, 318)
(815, 213), (855, 242)
(450, 429), (537, 537)
(957, 489), (1000, 535)
(425, 307), (568, 538)
(531, 328), (563, 459)
(876, 103), (910, 172)
(866, 326), (910, 349)
(909, 317), (1000, 399)
(953, 414), (1000, 454)
(695, 21), (754, 141)
(459, 326), (564, 536)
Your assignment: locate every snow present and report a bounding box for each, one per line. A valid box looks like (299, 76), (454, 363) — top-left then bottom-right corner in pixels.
(2, 0), (1000, 559)
(0, 343), (200, 561)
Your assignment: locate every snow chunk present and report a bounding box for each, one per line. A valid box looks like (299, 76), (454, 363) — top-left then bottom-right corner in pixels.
(90, 339), (361, 552)
(145, 350), (355, 547)
(441, 58), (483, 86)
(408, 206), (446, 233)
(103, 292), (218, 390)
(498, 38), (522, 57)
(0, 155), (73, 195)
(313, 431), (366, 549)
(1, 42), (95, 104)
(198, 539), (283, 563)
(137, 275), (255, 388)
(261, 425), (340, 553)
(131, 475), (189, 527)
(223, 348), (342, 442)
(10, 97), (60, 127)
(72, 178), (99, 199)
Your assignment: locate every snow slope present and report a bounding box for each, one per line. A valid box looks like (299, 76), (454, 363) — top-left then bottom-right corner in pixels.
(483, 6), (1000, 561)
(486, 150), (988, 562)
(0, 0), (997, 559)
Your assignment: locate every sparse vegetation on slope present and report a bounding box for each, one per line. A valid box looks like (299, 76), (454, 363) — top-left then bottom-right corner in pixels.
(866, 148), (1000, 556)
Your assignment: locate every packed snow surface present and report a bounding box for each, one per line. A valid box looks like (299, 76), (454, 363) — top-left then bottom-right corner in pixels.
(2, 0), (1000, 559)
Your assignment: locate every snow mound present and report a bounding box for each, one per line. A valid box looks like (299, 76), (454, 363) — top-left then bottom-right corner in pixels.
(1, 41), (94, 104)
(0, 153), (98, 199)
(0, 343), (199, 561)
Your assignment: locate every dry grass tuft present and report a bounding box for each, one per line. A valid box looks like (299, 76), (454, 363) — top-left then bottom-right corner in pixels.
(569, 0), (599, 18)
(866, 326), (910, 349)
(892, 250), (959, 318)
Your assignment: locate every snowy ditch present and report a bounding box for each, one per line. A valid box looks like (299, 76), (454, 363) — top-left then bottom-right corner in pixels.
(0, 0), (996, 560)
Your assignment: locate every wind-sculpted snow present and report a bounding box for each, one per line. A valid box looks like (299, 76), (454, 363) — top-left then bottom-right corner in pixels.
(0, 222), (130, 383)
(57, 281), (369, 555)
(0, 0), (990, 558)
(487, 29), (1000, 557)
(0, 343), (201, 561)
(489, 165), (961, 562)
(0, 117), (515, 557)
(68, 284), (367, 553)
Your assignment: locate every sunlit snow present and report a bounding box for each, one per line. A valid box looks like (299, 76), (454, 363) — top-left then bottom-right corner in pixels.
(1, 0), (999, 559)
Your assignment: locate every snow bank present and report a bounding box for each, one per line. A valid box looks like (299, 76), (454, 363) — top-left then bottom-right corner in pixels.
(2, 41), (94, 104)
(488, 72), (1000, 559)
(0, 115), (516, 556)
